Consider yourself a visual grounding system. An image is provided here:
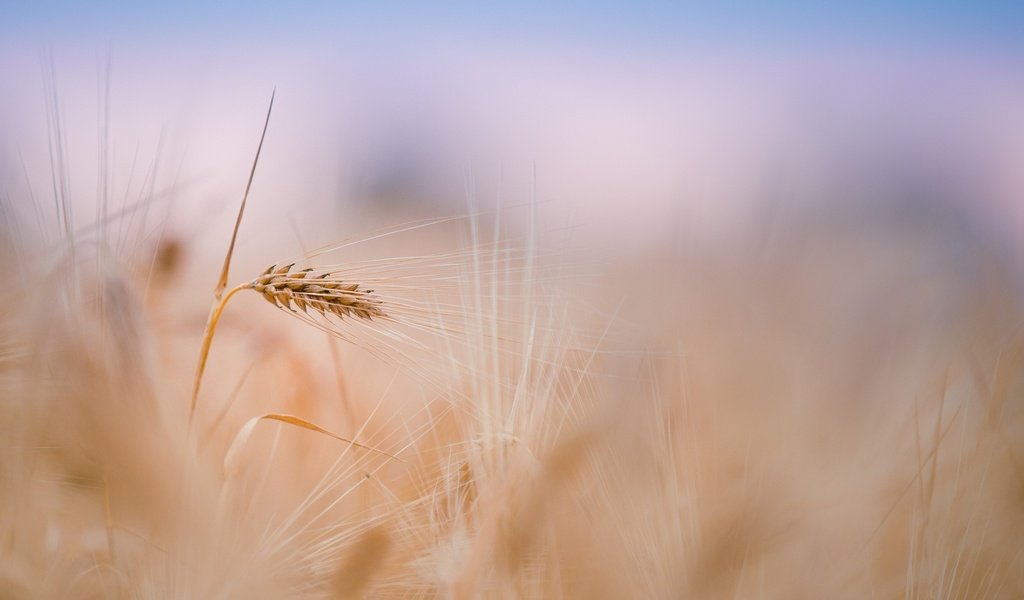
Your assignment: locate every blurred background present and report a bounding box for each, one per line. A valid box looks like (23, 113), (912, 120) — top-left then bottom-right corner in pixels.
(4, 5), (1024, 597)
(2, 1), (1023, 261)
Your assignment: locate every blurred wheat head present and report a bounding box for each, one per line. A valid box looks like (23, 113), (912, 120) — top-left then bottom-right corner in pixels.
(1, 102), (1024, 600)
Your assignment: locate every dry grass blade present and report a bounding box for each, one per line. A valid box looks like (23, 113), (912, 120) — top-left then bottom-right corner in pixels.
(223, 413), (403, 477)
(215, 88), (275, 299)
(189, 90), (274, 428)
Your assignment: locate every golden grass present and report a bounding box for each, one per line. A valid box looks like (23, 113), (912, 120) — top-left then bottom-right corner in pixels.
(2, 106), (1024, 599)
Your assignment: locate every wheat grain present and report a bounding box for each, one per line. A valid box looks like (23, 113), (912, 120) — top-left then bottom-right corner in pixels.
(249, 263), (386, 321)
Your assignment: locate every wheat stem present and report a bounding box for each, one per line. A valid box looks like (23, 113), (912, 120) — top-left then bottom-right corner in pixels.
(189, 282), (249, 430)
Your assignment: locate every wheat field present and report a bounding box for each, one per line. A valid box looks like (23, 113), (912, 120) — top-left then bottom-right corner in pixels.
(2, 74), (1024, 599)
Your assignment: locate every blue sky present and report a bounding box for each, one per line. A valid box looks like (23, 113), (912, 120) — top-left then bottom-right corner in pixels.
(5, 1), (1023, 49)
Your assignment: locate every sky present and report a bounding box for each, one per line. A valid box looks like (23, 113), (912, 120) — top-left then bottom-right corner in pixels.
(2, 1), (1023, 253)
(4, 1), (1024, 49)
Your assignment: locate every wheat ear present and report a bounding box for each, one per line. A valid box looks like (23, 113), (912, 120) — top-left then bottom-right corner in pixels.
(189, 265), (388, 429)
(250, 263), (386, 321)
